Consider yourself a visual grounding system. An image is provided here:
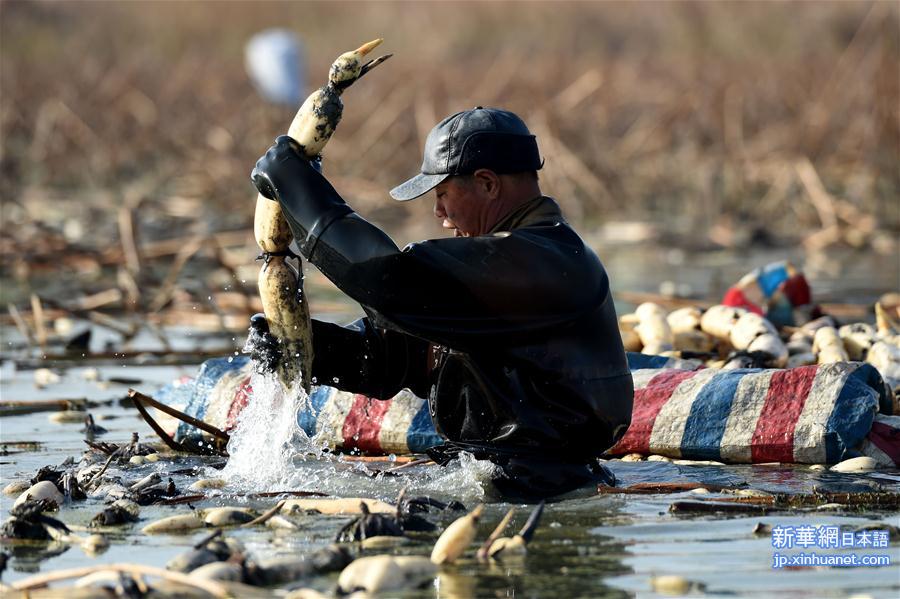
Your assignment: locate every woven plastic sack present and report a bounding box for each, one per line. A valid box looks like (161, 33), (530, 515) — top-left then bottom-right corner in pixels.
(608, 362), (885, 464)
(157, 355), (888, 463)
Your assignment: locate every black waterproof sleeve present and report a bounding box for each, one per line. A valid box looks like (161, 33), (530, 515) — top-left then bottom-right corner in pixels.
(252, 136), (606, 353)
(309, 317), (430, 400)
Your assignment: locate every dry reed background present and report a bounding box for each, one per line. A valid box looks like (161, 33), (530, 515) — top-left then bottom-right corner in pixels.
(0, 1), (897, 337)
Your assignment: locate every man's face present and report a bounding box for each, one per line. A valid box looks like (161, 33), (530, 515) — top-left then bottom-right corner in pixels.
(433, 176), (488, 237)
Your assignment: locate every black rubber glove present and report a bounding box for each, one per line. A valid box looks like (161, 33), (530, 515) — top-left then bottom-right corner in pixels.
(250, 135), (341, 258)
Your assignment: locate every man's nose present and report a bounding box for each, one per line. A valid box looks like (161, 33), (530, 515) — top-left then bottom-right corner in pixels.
(433, 198), (446, 219)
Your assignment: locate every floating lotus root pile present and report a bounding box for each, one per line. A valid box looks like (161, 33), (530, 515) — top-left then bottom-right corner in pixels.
(619, 294), (900, 397)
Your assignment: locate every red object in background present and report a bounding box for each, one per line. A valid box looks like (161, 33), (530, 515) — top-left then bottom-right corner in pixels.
(722, 287), (763, 315)
(781, 274), (812, 307)
(225, 378), (253, 430)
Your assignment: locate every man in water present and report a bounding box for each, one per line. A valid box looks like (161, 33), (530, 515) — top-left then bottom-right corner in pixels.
(251, 107), (633, 499)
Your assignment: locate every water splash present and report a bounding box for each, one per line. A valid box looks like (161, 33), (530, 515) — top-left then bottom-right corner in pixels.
(220, 370), (314, 490)
(221, 327), (499, 500)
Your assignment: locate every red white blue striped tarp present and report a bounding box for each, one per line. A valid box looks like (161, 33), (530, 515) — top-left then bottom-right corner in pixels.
(609, 362), (885, 464)
(157, 355), (892, 464)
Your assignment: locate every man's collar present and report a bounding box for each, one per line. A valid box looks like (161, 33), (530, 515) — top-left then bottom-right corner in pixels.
(489, 196), (565, 234)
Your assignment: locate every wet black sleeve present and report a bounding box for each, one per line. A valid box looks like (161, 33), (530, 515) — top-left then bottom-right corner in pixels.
(256, 145), (604, 351)
(311, 227), (605, 352)
(310, 317), (431, 400)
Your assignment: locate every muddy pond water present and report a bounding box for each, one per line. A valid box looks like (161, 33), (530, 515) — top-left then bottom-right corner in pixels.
(1, 244), (898, 597)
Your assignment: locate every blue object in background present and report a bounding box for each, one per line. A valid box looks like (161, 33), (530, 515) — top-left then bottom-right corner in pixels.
(245, 29), (306, 106)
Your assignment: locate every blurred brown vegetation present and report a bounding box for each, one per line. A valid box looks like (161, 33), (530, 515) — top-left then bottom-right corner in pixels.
(1, 1), (898, 328)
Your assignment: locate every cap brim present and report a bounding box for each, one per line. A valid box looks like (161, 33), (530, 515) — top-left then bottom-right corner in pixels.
(389, 172), (449, 201)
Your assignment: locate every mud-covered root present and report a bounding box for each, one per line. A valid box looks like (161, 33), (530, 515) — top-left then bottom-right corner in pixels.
(129, 472), (161, 493)
(203, 507), (257, 527)
(839, 323), (877, 360)
(813, 326), (848, 363)
(650, 575), (706, 595)
(1, 499), (67, 541)
(90, 499), (140, 527)
(2, 480), (31, 496)
(360, 535), (411, 550)
(281, 497), (395, 515)
(335, 501), (404, 543)
(476, 507), (516, 561)
(830, 456), (878, 473)
(13, 481), (64, 510)
(141, 513), (205, 534)
(634, 302), (674, 354)
(337, 555), (436, 595)
(479, 501), (545, 561)
(875, 296), (900, 335)
(188, 478), (226, 491)
(256, 257), (312, 393)
(747, 333), (788, 367)
(284, 589), (331, 599)
(430, 504), (484, 565)
(166, 530), (246, 574)
(189, 561), (245, 582)
(11, 563), (232, 598)
(719, 312), (788, 367)
(667, 307), (703, 334)
(256, 545), (353, 586)
(700, 304), (747, 343)
(81, 533), (109, 556)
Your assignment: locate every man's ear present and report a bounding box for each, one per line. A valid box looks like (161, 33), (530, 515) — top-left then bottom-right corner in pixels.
(473, 169), (501, 200)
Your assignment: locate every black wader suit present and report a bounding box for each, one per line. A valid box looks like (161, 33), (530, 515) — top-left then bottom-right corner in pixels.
(253, 137), (634, 500)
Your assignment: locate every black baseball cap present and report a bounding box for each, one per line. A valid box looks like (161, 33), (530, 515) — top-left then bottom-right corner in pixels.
(389, 107), (543, 201)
